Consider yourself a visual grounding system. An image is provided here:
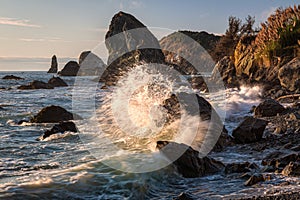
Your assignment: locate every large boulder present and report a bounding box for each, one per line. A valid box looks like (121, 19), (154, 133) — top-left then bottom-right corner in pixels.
(100, 11), (165, 85)
(254, 99), (285, 117)
(47, 55), (58, 73)
(41, 121), (77, 140)
(78, 51), (106, 76)
(278, 57), (300, 92)
(2, 75), (24, 80)
(59, 61), (80, 76)
(156, 141), (224, 178)
(48, 77), (68, 87)
(18, 80), (54, 90)
(232, 116), (268, 144)
(30, 105), (80, 123)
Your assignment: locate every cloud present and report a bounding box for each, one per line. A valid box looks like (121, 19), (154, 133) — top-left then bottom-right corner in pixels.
(0, 17), (41, 28)
(119, 0), (143, 10)
(19, 37), (70, 43)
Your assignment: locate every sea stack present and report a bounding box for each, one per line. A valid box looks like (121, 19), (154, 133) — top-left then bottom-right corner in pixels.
(47, 55), (58, 73)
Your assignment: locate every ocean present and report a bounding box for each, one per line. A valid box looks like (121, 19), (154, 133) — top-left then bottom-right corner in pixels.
(0, 71), (299, 200)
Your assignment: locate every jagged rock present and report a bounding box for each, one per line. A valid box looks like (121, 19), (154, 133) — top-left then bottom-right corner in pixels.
(173, 192), (195, 200)
(101, 11), (165, 85)
(232, 117), (268, 144)
(278, 57), (300, 92)
(47, 55), (58, 73)
(156, 141), (224, 178)
(254, 99), (285, 117)
(18, 80), (54, 90)
(282, 161), (300, 176)
(59, 61), (80, 76)
(41, 121), (77, 140)
(225, 162), (259, 174)
(262, 152), (299, 172)
(30, 105), (81, 123)
(78, 51), (106, 76)
(48, 77), (68, 87)
(244, 174), (267, 186)
(211, 56), (239, 88)
(2, 75), (24, 80)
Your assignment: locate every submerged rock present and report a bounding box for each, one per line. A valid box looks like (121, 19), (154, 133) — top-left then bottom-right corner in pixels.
(232, 116), (268, 144)
(254, 99), (285, 117)
(47, 55), (58, 73)
(48, 77), (68, 87)
(156, 141), (224, 178)
(42, 121), (77, 140)
(2, 75), (24, 80)
(59, 61), (80, 76)
(18, 80), (54, 90)
(30, 105), (81, 123)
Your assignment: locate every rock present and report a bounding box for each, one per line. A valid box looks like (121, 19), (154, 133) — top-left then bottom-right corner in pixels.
(211, 56), (239, 88)
(156, 141), (224, 178)
(225, 162), (259, 174)
(48, 77), (68, 87)
(47, 55), (58, 73)
(17, 120), (29, 125)
(78, 51), (106, 76)
(244, 174), (267, 186)
(254, 99), (285, 117)
(2, 75), (24, 80)
(173, 192), (195, 200)
(278, 57), (300, 92)
(42, 121), (77, 140)
(58, 61), (80, 76)
(262, 152), (299, 172)
(30, 105), (81, 123)
(18, 80), (54, 90)
(101, 11), (165, 85)
(282, 161), (300, 176)
(232, 117), (268, 144)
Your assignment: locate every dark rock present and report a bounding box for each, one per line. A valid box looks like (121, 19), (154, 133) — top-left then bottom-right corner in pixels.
(282, 161), (300, 176)
(78, 51), (106, 76)
(232, 116), (268, 144)
(244, 174), (267, 186)
(278, 57), (300, 92)
(48, 77), (68, 87)
(47, 55), (58, 73)
(30, 105), (81, 123)
(2, 75), (24, 80)
(42, 121), (77, 140)
(59, 61), (80, 76)
(156, 141), (224, 178)
(18, 80), (54, 90)
(262, 152), (299, 172)
(17, 120), (29, 125)
(225, 162), (259, 174)
(254, 99), (285, 117)
(101, 11), (165, 85)
(173, 192), (195, 200)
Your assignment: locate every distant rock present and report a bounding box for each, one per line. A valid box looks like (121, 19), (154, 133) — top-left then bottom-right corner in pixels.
(30, 105), (81, 123)
(157, 141), (224, 178)
(41, 121), (77, 140)
(2, 75), (24, 80)
(254, 99), (285, 117)
(47, 55), (58, 73)
(18, 80), (54, 90)
(232, 116), (268, 144)
(48, 76), (68, 87)
(77, 51), (106, 76)
(101, 11), (165, 85)
(278, 57), (300, 92)
(58, 61), (80, 76)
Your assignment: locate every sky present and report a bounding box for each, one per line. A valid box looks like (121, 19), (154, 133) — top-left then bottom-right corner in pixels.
(0, 0), (298, 71)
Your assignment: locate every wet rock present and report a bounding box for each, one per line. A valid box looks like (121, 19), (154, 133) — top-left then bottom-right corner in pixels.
(278, 57), (300, 92)
(47, 55), (58, 73)
(42, 121), (77, 140)
(244, 173), (269, 186)
(232, 116), (268, 144)
(254, 99), (285, 117)
(225, 162), (259, 174)
(173, 192), (195, 200)
(156, 141), (224, 178)
(2, 75), (24, 80)
(59, 61), (80, 76)
(17, 120), (29, 125)
(48, 77), (68, 87)
(282, 161), (300, 176)
(101, 11), (165, 85)
(30, 105), (81, 123)
(262, 152), (299, 172)
(18, 80), (54, 90)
